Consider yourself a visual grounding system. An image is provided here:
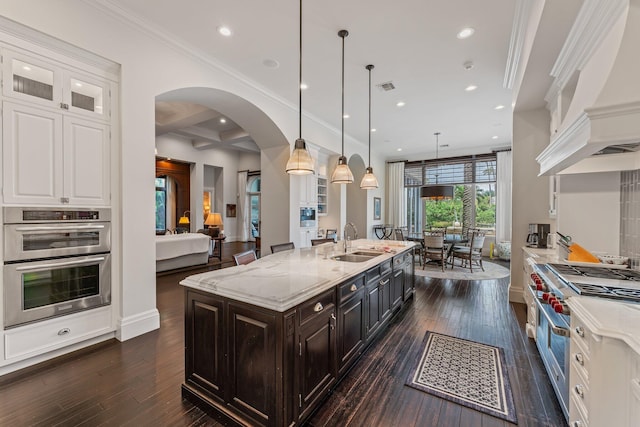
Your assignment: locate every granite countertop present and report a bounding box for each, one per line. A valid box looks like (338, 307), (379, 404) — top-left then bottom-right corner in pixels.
(180, 239), (416, 312)
(566, 296), (640, 356)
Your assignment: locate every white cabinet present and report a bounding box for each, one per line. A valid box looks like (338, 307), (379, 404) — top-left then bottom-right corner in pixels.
(2, 101), (110, 206)
(2, 48), (111, 122)
(299, 227), (318, 248)
(317, 176), (327, 215)
(298, 172), (317, 206)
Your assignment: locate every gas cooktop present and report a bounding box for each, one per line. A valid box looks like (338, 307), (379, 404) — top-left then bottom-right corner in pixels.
(547, 263), (640, 304)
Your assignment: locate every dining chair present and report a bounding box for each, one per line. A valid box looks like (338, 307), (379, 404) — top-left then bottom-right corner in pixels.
(394, 228), (405, 241)
(451, 230), (486, 272)
(233, 249), (257, 266)
(270, 242), (295, 254)
(311, 238), (335, 246)
(325, 229), (337, 242)
(423, 231), (446, 271)
(254, 236), (261, 258)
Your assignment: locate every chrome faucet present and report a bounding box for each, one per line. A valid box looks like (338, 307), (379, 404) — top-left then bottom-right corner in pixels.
(343, 222), (358, 251)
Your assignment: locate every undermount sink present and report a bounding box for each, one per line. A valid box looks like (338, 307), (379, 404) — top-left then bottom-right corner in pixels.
(331, 251), (383, 263)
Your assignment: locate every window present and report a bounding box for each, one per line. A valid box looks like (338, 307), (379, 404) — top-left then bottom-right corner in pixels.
(405, 155), (496, 234)
(155, 177), (166, 232)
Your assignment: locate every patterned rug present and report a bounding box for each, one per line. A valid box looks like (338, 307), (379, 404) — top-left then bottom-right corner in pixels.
(415, 259), (510, 281)
(406, 332), (518, 424)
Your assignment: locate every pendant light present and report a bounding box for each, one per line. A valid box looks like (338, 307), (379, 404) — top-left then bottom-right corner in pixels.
(330, 29), (354, 184)
(360, 64), (379, 189)
(420, 132), (454, 200)
(285, 0), (314, 175)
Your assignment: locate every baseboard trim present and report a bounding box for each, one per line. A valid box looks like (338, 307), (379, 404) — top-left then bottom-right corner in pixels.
(116, 309), (160, 341)
(508, 283), (525, 303)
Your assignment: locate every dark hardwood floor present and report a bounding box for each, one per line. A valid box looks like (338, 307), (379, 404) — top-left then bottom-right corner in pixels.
(0, 242), (565, 426)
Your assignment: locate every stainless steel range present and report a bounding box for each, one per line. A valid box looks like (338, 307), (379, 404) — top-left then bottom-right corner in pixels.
(528, 262), (640, 422)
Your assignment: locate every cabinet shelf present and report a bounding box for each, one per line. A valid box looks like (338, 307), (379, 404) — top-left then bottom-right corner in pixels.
(317, 177), (327, 216)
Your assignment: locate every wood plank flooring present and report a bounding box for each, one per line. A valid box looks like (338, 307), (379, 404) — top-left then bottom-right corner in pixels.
(0, 242), (565, 426)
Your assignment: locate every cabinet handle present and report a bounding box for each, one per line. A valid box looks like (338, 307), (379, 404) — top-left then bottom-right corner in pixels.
(574, 353), (584, 366)
(350, 284), (358, 292)
(313, 302), (323, 312)
(60, 102), (69, 110)
(330, 313), (336, 330)
(574, 384), (585, 399)
(57, 328), (71, 336)
(572, 422), (582, 427)
(379, 279), (389, 285)
(574, 326), (585, 338)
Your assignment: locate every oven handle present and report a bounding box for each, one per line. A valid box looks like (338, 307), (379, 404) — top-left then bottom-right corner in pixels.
(534, 296), (571, 337)
(15, 256), (106, 271)
(15, 225), (106, 232)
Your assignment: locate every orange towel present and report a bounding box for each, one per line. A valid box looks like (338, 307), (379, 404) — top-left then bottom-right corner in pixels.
(567, 243), (600, 263)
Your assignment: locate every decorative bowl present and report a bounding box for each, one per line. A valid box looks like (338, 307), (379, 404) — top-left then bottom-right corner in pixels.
(597, 255), (629, 266)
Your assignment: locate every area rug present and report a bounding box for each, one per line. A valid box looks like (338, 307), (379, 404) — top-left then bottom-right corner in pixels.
(406, 331), (518, 424)
(415, 259), (510, 280)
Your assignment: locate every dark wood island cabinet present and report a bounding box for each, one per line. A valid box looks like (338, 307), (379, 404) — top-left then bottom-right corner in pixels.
(181, 242), (415, 426)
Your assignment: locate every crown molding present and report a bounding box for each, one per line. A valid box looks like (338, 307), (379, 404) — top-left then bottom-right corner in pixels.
(0, 14), (120, 78)
(503, 0), (536, 89)
(83, 0), (343, 141)
(550, 0), (627, 89)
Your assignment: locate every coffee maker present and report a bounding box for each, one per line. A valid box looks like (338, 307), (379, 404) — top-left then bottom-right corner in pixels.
(527, 223), (550, 248)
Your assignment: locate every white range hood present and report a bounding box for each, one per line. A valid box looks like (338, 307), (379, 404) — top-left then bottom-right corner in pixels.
(537, 0), (640, 176)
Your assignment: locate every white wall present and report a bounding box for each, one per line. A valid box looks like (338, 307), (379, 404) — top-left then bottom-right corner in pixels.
(557, 172), (620, 254)
(0, 0), (376, 341)
(512, 108), (557, 302)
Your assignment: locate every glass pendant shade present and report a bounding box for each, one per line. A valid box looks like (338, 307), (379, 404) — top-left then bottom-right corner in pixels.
(331, 156), (354, 184)
(360, 167), (379, 189)
(286, 138), (314, 175)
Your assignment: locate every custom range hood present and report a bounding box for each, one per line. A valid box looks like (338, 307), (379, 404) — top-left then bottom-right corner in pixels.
(537, 0), (640, 175)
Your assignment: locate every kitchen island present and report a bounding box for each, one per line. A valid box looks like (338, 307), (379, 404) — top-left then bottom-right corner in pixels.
(180, 239), (416, 427)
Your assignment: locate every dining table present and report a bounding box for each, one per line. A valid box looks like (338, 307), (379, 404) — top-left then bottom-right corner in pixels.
(406, 232), (469, 264)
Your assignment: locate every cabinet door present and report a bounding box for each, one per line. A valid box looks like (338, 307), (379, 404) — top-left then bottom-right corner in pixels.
(338, 289), (364, 375)
(2, 49), (63, 108)
(63, 117), (110, 205)
(366, 280), (381, 339)
(185, 290), (225, 402)
(391, 268), (404, 309)
(3, 102), (63, 204)
(228, 302), (277, 426)
(63, 71), (111, 121)
(298, 293), (336, 420)
(403, 256), (415, 300)
(380, 272), (392, 321)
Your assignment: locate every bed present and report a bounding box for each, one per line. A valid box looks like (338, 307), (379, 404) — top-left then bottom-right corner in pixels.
(156, 233), (211, 272)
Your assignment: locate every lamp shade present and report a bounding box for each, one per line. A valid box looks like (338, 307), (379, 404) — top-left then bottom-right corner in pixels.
(205, 212), (224, 228)
(286, 138), (315, 175)
(331, 156), (354, 184)
(178, 211), (190, 225)
(360, 167), (379, 189)
(420, 185), (454, 200)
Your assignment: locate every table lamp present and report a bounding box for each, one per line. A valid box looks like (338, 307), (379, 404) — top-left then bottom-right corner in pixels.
(205, 212), (223, 237)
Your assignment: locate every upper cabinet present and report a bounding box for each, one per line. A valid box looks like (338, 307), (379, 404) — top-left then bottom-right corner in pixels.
(317, 176), (327, 215)
(1, 45), (117, 207)
(2, 49), (111, 122)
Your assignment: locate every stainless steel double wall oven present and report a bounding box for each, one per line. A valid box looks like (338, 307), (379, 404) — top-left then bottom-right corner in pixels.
(3, 207), (111, 328)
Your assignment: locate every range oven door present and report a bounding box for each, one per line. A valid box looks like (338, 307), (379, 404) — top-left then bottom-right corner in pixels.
(4, 222), (111, 262)
(4, 253), (111, 329)
(535, 297), (570, 421)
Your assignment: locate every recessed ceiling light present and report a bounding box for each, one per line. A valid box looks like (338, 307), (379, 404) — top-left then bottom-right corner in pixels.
(396, 101), (405, 107)
(494, 104), (505, 110)
(22, 66), (31, 71)
(397, 148), (402, 152)
(371, 128), (377, 132)
(263, 59), (279, 69)
(219, 118), (226, 124)
(457, 27), (475, 39)
(217, 26), (232, 37)
(300, 83), (308, 90)
(343, 114), (350, 119)
(492, 135), (499, 140)
(465, 85), (477, 92)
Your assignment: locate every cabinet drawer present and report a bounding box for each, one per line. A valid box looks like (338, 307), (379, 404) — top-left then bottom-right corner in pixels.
(4, 306), (112, 361)
(569, 365), (590, 417)
(299, 289), (335, 326)
(570, 393), (589, 427)
(571, 318), (592, 355)
(339, 275), (365, 302)
(570, 347), (590, 383)
(380, 259), (392, 275)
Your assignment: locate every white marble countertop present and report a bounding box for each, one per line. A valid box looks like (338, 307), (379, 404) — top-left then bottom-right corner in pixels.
(522, 246), (561, 264)
(180, 239), (416, 312)
(567, 296), (640, 356)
